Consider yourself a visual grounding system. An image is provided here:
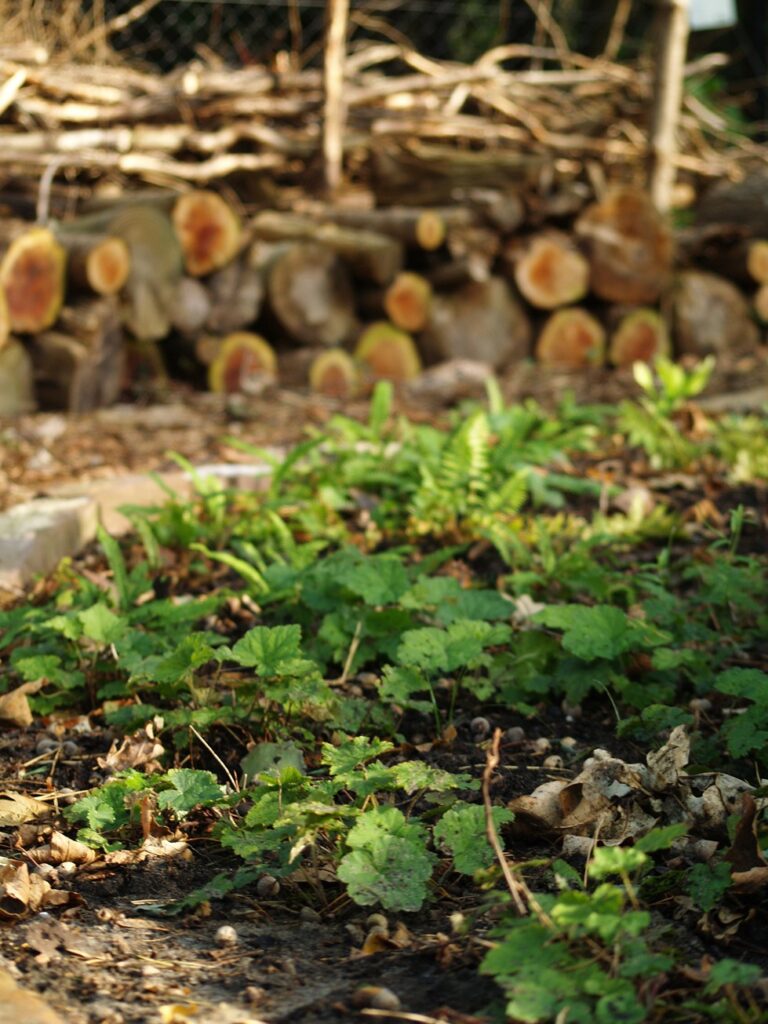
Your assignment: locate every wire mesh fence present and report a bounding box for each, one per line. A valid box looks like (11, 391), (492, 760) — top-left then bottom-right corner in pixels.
(87, 0), (651, 71)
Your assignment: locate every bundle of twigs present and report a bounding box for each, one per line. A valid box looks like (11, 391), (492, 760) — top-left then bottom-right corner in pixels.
(0, 34), (762, 201)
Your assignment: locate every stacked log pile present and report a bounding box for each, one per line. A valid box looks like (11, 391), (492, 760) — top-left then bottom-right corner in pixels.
(0, 40), (766, 413)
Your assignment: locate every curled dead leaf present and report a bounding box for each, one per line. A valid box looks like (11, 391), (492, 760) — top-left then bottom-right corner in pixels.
(34, 831), (97, 867)
(0, 792), (50, 827)
(0, 680), (45, 728)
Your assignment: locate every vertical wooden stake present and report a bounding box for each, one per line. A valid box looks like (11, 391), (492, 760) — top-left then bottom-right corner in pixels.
(323, 0), (350, 198)
(648, 0), (690, 212)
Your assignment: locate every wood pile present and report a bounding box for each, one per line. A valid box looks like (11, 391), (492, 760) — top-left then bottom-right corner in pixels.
(0, 40), (766, 413)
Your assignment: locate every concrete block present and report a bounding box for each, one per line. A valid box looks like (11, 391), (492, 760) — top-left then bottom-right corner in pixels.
(0, 496), (98, 591)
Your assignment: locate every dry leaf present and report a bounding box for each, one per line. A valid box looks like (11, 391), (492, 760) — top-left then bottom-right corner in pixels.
(0, 967), (64, 1024)
(0, 680), (44, 728)
(97, 732), (165, 774)
(646, 725), (689, 789)
(34, 831), (97, 866)
(0, 792), (50, 827)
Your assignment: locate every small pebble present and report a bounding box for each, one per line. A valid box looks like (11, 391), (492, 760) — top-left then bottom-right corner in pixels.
(57, 861), (78, 879)
(141, 965), (161, 977)
(244, 986), (267, 1006)
(560, 736), (577, 750)
(352, 986), (402, 1011)
(35, 738), (59, 755)
(34, 863), (59, 881)
(62, 741), (81, 757)
(689, 698), (712, 713)
(532, 737), (551, 754)
(543, 755), (564, 769)
(504, 726), (526, 744)
(470, 716), (491, 739)
(215, 925), (239, 946)
(256, 874), (280, 898)
(299, 906), (321, 923)
(591, 748), (612, 761)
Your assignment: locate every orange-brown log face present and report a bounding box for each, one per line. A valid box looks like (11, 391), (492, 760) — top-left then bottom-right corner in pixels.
(365, 343), (406, 380)
(4, 250), (58, 330)
(183, 212), (222, 272)
(317, 362), (350, 398)
(621, 323), (656, 363)
(222, 347), (269, 393)
(91, 240), (129, 293)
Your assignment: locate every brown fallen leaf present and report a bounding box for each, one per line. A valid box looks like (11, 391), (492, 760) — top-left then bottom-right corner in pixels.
(0, 968), (64, 1024)
(97, 731), (165, 774)
(0, 791), (51, 827)
(34, 831), (97, 866)
(0, 680), (45, 728)
(0, 862), (77, 921)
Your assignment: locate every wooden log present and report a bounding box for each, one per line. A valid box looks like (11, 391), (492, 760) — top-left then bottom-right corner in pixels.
(252, 211), (403, 285)
(208, 332), (277, 394)
(172, 190), (242, 277)
(668, 270), (760, 357)
(354, 322), (422, 382)
(369, 140), (546, 206)
(608, 309), (670, 367)
(445, 224), (500, 283)
(676, 227), (768, 287)
(27, 298), (125, 412)
(309, 348), (360, 399)
(99, 206), (184, 341)
(754, 284), (768, 324)
(384, 272), (433, 332)
(536, 308), (606, 368)
(59, 233), (131, 296)
(170, 277), (212, 336)
(419, 277), (531, 370)
(266, 242), (357, 346)
(0, 285), (10, 352)
(0, 339), (36, 416)
(403, 358), (493, 407)
(695, 172), (768, 236)
(575, 188), (673, 304)
(328, 206), (449, 250)
(0, 226), (66, 333)
(747, 240), (768, 285)
(205, 250), (264, 333)
(508, 232), (590, 310)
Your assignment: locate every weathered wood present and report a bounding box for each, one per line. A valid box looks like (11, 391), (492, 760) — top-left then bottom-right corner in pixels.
(27, 298), (124, 411)
(103, 206), (184, 340)
(0, 339), (36, 416)
(608, 308), (670, 367)
(419, 277), (531, 370)
(536, 307), (606, 368)
(508, 231), (590, 310)
(575, 188), (674, 304)
(754, 284), (768, 324)
(208, 331), (277, 394)
(170, 276), (212, 336)
(327, 206), (450, 250)
(252, 211), (403, 285)
(205, 250), (264, 333)
(354, 321), (422, 382)
(668, 270), (760, 357)
(266, 242), (357, 346)
(403, 358), (493, 407)
(695, 173), (768, 236)
(0, 226), (66, 333)
(0, 286), (10, 351)
(172, 190), (242, 277)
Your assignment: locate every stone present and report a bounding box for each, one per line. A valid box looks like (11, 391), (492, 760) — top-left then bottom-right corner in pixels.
(0, 496), (97, 592)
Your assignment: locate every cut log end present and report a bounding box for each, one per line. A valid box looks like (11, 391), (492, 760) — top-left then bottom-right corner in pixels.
(173, 190), (242, 277)
(512, 233), (590, 310)
(208, 331), (277, 394)
(308, 348), (360, 399)
(747, 240), (768, 286)
(355, 321), (422, 382)
(415, 211), (446, 251)
(575, 188), (673, 305)
(1, 227), (66, 333)
(85, 236), (131, 295)
(753, 284), (768, 324)
(384, 272), (433, 332)
(609, 309), (670, 367)
(268, 242), (356, 347)
(536, 308), (606, 369)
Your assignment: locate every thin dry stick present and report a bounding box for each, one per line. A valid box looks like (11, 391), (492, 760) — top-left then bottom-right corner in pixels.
(287, 0), (303, 70)
(648, 0), (691, 211)
(189, 725), (240, 793)
(482, 728), (529, 917)
(63, 0), (163, 60)
(323, 0), (350, 196)
(603, 0), (633, 61)
(521, 0), (571, 62)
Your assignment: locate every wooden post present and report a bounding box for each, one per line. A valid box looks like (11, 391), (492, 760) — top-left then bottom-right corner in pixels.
(648, 0), (690, 212)
(323, 0), (350, 197)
